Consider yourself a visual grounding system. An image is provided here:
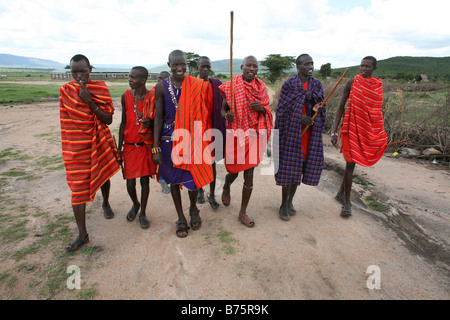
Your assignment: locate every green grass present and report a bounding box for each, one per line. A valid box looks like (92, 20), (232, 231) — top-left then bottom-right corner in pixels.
(0, 81), (132, 105)
(364, 196), (389, 213)
(218, 229), (239, 255)
(0, 83), (60, 104)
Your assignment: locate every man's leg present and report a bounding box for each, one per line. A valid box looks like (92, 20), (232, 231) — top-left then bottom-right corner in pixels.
(171, 184), (189, 237)
(100, 179), (114, 219)
(222, 172), (238, 206)
(66, 203), (89, 251)
(188, 189), (201, 230)
(208, 162), (219, 209)
(287, 184), (298, 215)
(239, 168), (255, 228)
(341, 162), (355, 216)
(138, 176), (150, 228)
(279, 186), (290, 221)
(126, 178), (140, 221)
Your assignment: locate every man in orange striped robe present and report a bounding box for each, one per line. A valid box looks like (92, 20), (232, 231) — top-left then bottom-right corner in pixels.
(331, 56), (387, 217)
(152, 50), (213, 237)
(60, 54), (120, 251)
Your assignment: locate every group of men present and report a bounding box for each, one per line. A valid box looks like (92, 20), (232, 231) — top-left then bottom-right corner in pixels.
(59, 52), (387, 251)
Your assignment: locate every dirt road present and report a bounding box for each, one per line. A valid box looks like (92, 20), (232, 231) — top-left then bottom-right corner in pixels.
(0, 100), (448, 300)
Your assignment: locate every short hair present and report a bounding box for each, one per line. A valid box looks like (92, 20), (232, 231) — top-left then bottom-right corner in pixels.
(168, 50), (186, 62)
(198, 56), (211, 64)
(362, 56), (377, 67)
(70, 54), (90, 67)
(296, 54), (311, 65)
(131, 66), (148, 79)
(158, 71), (170, 79)
(242, 55), (258, 65)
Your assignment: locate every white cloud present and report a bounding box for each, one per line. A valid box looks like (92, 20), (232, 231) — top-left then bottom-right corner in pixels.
(0, 0), (448, 67)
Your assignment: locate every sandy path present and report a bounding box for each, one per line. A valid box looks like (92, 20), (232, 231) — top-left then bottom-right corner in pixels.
(0, 100), (448, 301)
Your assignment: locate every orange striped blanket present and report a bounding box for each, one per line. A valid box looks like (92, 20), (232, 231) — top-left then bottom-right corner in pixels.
(172, 75), (214, 189)
(59, 79), (120, 205)
(341, 74), (387, 167)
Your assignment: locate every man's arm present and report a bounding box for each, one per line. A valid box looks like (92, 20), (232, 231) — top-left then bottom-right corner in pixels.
(152, 82), (165, 165)
(221, 99), (234, 122)
(118, 92), (127, 162)
(79, 84), (113, 125)
(331, 78), (353, 146)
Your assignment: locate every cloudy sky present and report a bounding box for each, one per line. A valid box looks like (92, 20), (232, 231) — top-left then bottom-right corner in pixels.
(0, 0), (449, 68)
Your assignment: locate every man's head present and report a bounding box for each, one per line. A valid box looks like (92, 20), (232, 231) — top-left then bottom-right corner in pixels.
(158, 71), (170, 82)
(360, 56), (377, 78)
(128, 66), (148, 90)
(241, 55), (258, 82)
(296, 54), (314, 79)
(167, 50), (187, 81)
(198, 56), (211, 80)
(70, 54), (92, 85)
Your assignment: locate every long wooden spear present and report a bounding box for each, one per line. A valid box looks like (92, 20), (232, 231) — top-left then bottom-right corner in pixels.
(229, 11), (234, 115)
(302, 68), (349, 134)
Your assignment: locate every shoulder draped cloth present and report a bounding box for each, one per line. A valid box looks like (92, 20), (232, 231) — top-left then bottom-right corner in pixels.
(59, 79), (120, 205)
(171, 75), (214, 189)
(219, 75), (273, 173)
(341, 74), (387, 167)
(137, 86), (156, 146)
(274, 75), (325, 186)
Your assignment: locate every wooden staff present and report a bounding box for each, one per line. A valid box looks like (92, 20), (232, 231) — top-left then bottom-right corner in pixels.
(387, 139), (410, 147)
(302, 68), (349, 134)
(229, 11), (234, 115)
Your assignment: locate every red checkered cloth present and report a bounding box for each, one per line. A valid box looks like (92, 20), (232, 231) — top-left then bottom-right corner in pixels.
(219, 75), (273, 146)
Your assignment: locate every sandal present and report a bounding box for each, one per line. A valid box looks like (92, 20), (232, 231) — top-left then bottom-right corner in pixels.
(139, 215), (150, 229)
(66, 235), (89, 252)
(288, 203), (296, 216)
(335, 193), (345, 205)
(238, 214), (255, 228)
(222, 187), (231, 206)
(279, 206), (290, 221)
(176, 220), (190, 238)
(340, 203), (352, 217)
(126, 204), (140, 222)
(189, 207), (202, 230)
(207, 194), (220, 210)
(102, 204), (115, 219)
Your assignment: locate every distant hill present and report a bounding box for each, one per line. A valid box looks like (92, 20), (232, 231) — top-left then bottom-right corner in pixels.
(332, 56), (450, 80)
(148, 59), (246, 75)
(0, 53), (65, 69)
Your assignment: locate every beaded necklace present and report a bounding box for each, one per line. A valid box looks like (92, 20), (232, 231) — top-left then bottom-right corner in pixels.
(168, 76), (181, 109)
(133, 92), (144, 125)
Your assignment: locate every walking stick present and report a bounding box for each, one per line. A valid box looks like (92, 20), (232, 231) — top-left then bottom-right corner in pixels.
(387, 139), (410, 147)
(302, 68), (349, 134)
(229, 11), (234, 115)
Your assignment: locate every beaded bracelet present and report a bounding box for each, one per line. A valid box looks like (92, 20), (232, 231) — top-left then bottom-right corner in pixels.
(331, 133), (338, 138)
(151, 147), (161, 154)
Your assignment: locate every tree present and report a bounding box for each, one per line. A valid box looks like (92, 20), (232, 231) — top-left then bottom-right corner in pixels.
(260, 54), (295, 83)
(185, 52), (200, 76)
(319, 63), (331, 78)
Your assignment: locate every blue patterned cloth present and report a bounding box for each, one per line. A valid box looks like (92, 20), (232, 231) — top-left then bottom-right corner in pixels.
(159, 79), (197, 190)
(274, 75), (326, 186)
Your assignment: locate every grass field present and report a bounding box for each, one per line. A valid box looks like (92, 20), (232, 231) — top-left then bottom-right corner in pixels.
(0, 82), (136, 105)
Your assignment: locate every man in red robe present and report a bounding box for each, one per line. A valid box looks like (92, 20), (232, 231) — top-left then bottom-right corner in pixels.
(60, 54), (120, 251)
(118, 66), (157, 229)
(331, 56), (387, 217)
(219, 55), (273, 228)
